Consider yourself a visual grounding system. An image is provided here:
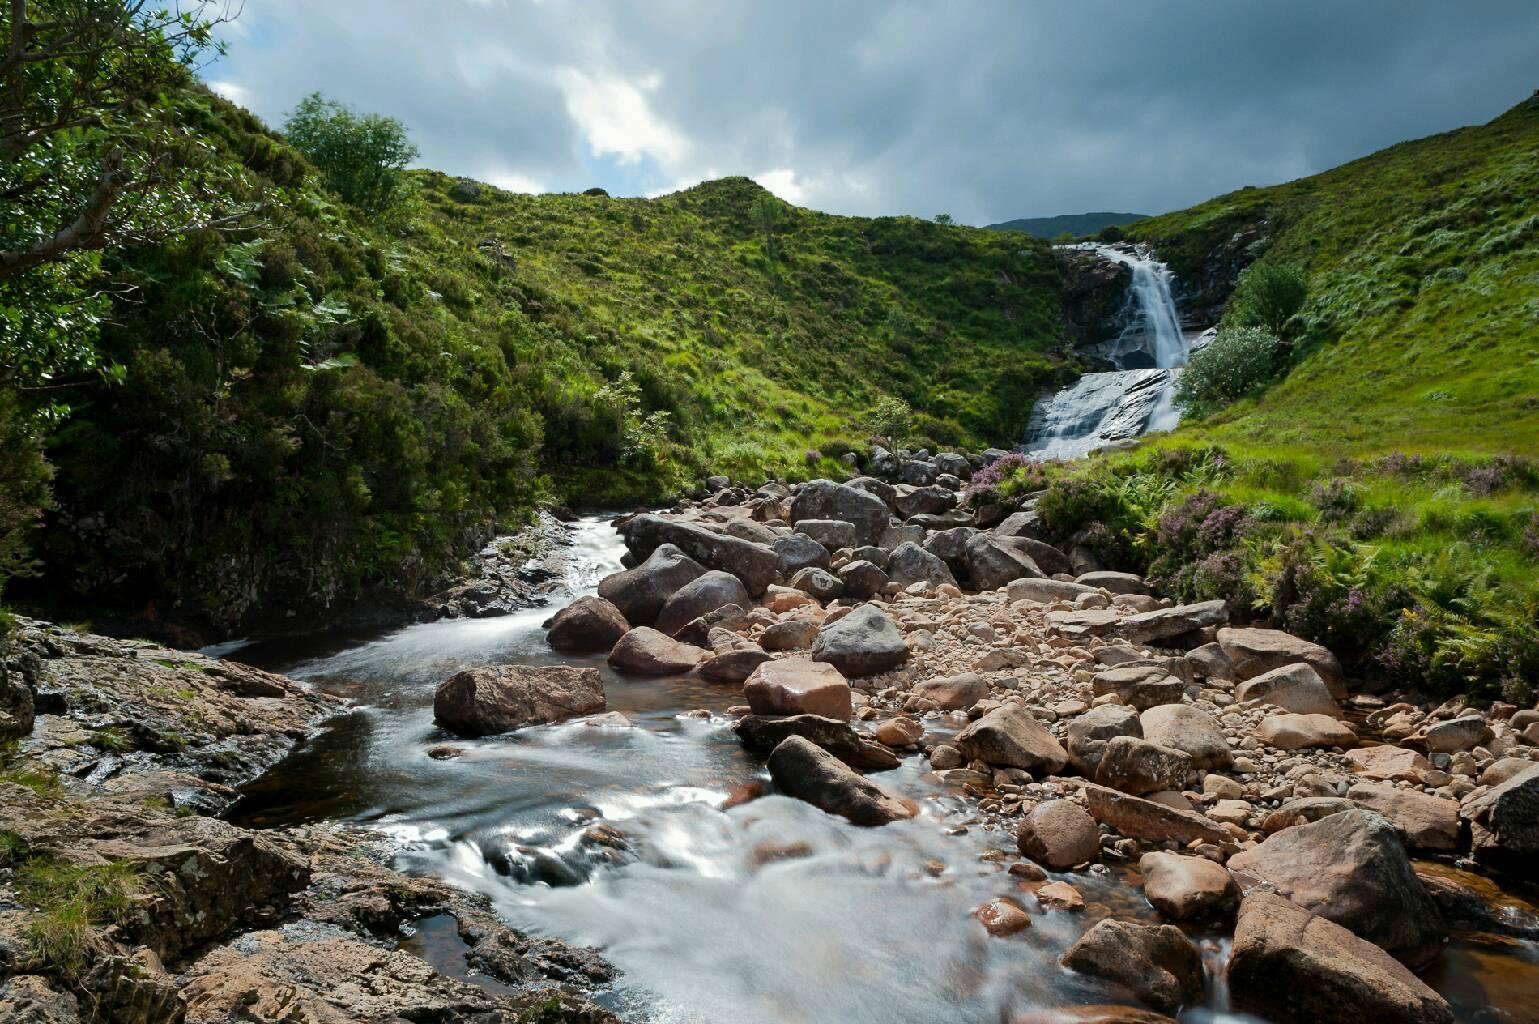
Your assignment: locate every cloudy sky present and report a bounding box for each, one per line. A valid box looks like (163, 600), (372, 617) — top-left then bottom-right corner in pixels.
(206, 1), (1539, 224)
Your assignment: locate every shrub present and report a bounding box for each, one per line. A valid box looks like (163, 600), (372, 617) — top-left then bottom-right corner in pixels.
(283, 93), (418, 213)
(1174, 326), (1285, 416)
(1228, 261), (1308, 336)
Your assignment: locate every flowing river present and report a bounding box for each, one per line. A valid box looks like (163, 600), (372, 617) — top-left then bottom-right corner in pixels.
(216, 516), (1538, 1024)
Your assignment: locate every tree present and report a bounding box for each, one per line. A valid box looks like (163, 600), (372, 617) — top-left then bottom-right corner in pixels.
(1230, 260), (1308, 336)
(283, 92), (417, 214)
(933, 213), (953, 225)
(0, 0), (241, 283)
(1173, 326), (1285, 417)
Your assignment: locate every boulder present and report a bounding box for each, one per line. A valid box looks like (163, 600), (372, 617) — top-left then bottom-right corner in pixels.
(1227, 808), (1445, 966)
(1418, 715), (1492, 754)
(811, 604), (908, 677)
(1257, 713), (1356, 750)
(1006, 577), (1098, 604)
(934, 452), (971, 479)
(794, 518), (859, 551)
(606, 627), (707, 676)
(954, 706), (1069, 774)
(733, 714), (897, 772)
(772, 533), (830, 574)
(1138, 704), (1232, 770)
(1235, 663), (1342, 717)
(1095, 736), (1196, 796)
(1016, 799), (1100, 869)
(1228, 891), (1454, 1024)
(620, 515), (780, 595)
(1092, 666), (1186, 711)
(1113, 600), (1228, 645)
(1463, 762), (1539, 871)
(1347, 783), (1460, 852)
(742, 658), (852, 720)
(922, 526), (976, 567)
(894, 484), (956, 518)
(1060, 920), (1205, 1014)
(898, 459), (937, 486)
(873, 715), (924, 747)
(1138, 852), (1238, 920)
(1217, 627), (1346, 698)
(788, 566), (844, 601)
(993, 507), (1044, 540)
(544, 595), (630, 654)
(597, 543), (707, 625)
(1260, 796), (1353, 834)
(846, 476), (898, 510)
(911, 672), (988, 711)
(761, 620), (819, 651)
(789, 480), (890, 546)
(1347, 745), (1431, 783)
(964, 533), (1042, 591)
(655, 571), (752, 637)
(1082, 783), (1233, 846)
(1067, 704), (1143, 772)
(698, 638), (773, 684)
(879, 522), (926, 550)
(836, 560), (888, 600)
(433, 665), (605, 737)
(1004, 536), (1073, 576)
(1076, 571), (1149, 595)
(886, 541), (957, 589)
(767, 736), (917, 826)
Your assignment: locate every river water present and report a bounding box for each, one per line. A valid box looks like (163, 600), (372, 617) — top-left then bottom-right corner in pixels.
(219, 516), (1538, 1024)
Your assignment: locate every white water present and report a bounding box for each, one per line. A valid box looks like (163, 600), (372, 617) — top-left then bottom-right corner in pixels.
(1026, 244), (1191, 458)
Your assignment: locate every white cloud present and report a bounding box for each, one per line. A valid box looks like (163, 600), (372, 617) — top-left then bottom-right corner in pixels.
(752, 168), (806, 205)
(554, 67), (689, 167)
(206, 80), (250, 106)
(486, 171), (545, 194)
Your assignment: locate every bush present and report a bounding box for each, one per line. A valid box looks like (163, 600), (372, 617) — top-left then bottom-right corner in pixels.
(1174, 326), (1285, 416)
(1228, 261), (1308, 336)
(283, 93), (418, 213)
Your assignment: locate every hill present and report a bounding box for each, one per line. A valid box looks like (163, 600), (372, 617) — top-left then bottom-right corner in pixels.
(15, 90), (1065, 636)
(985, 212), (1147, 238)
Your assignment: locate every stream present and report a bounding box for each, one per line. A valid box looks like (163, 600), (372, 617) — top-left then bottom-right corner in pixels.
(217, 516), (1538, 1024)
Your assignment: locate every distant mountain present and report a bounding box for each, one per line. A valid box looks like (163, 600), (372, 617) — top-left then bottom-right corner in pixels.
(984, 212), (1147, 238)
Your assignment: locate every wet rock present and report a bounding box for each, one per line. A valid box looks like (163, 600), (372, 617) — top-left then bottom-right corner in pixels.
(698, 640), (773, 685)
(836, 560), (888, 600)
(789, 480), (890, 546)
(1060, 920), (1204, 1013)
(1257, 713), (1356, 750)
(964, 533), (1042, 591)
(1113, 600), (1228, 645)
(597, 543), (707, 625)
(1234, 663), (1342, 717)
(1228, 808), (1445, 966)
(873, 715), (924, 747)
(1138, 704), (1231, 770)
(544, 595), (630, 654)
(1463, 762), (1539, 872)
(1095, 736), (1195, 796)
(1345, 783), (1459, 852)
(811, 604), (909, 677)
(1010, 1007), (1176, 1024)
(1067, 704), (1143, 772)
(761, 619), (819, 651)
(743, 658), (853, 720)
(911, 672), (988, 711)
(1228, 891), (1453, 1024)
(655, 570), (753, 637)
(773, 532), (831, 574)
(767, 736), (917, 826)
(1217, 627), (1346, 698)
(1036, 880), (1085, 911)
(433, 665), (606, 737)
(973, 898), (1031, 937)
(606, 628), (707, 677)
(955, 706), (1069, 774)
(620, 514), (780, 595)
(1016, 799), (1100, 869)
(1082, 783), (1233, 846)
(886, 541), (958, 589)
(733, 713), (897, 771)
(1138, 852), (1238, 921)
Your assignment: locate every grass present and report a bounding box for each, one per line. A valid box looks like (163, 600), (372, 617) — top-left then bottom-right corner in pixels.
(0, 823), (143, 972)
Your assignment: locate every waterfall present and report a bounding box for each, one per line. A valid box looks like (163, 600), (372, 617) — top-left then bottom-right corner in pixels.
(1024, 244), (1191, 458)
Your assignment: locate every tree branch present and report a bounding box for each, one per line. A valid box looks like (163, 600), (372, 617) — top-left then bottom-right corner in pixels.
(0, 149), (126, 280)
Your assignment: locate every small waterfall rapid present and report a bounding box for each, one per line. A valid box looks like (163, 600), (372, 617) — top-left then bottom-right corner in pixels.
(1025, 244), (1192, 458)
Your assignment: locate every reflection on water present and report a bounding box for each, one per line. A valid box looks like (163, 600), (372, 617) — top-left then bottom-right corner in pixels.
(221, 516), (1536, 1023)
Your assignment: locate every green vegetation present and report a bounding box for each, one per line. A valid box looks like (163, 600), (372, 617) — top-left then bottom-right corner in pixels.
(283, 92), (419, 214)
(2, 835), (142, 969)
(1226, 261), (1308, 336)
(985, 211), (1147, 239)
(1174, 327), (1286, 417)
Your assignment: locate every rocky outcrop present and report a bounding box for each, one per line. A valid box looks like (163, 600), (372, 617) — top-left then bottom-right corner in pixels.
(619, 515), (780, 595)
(811, 604), (908, 677)
(597, 543), (707, 625)
(545, 595), (630, 653)
(1060, 920), (1205, 1013)
(766, 736), (916, 826)
(433, 665), (606, 737)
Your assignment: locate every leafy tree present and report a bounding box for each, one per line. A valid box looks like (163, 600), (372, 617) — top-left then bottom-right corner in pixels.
(933, 213), (953, 225)
(283, 92), (418, 214)
(1229, 260), (1308, 335)
(1174, 326), (1285, 417)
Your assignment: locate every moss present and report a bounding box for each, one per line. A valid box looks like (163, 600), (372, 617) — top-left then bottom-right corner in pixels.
(14, 854), (142, 970)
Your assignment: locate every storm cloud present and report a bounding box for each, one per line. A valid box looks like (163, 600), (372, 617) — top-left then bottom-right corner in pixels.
(206, 1), (1539, 222)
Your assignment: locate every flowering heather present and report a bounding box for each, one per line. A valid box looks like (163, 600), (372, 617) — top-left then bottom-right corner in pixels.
(966, 452), (1030, 495)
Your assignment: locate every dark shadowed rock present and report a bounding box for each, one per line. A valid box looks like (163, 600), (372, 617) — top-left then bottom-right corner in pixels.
(1228, 891), (1453, 1024)
(1017, 799), (1100, 869)
(886, 541), (957, 588)
(837, 560), (889, 600)
(1227, 808), (1445, 966)
(597, 543), (707, 625)
(434, 666), (605, 737)
(965, 533), (1042, 590)
(1004, 536), (1073, 576)
(1060, 920), (1204, 1013)
(846, 475), (898, 510)
(733, 714), (898, 772)
(698, 635), (773, 685)
(1464, 762), (1539, 871)
(606, 628), (707, 677)
(621, 515), (780, 594)
(545, 595), (630, 654)
(955, 706), (1068, 773)
(655, 570), (752, 637)
(773, 533), (831, 574)
(789, 480), (890, 546)
(812, 604), (908, 676)
(767, 736), (917, 825)
(895, 484), (956, 518)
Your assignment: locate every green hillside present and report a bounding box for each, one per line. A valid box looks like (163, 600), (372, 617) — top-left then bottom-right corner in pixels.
(986, 211), (1146, 239)
(16, 89), (1063, 635)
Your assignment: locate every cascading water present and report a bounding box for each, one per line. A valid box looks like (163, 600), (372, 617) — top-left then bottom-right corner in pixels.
(1024, 244), (1191, 458)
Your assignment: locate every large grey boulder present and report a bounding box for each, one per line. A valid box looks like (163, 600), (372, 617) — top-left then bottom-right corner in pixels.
(954, 706), (1068, 774)
(544, 595), (629, 654)
(788, 566), (844, 601)
(1067, 704), (1142, 772)
(964, 533), (1041, 591)
(734, 713), (897, 772)
(772, 533), (830, 574)
(1235, 663), (1343, 717)
(1228, 891), (1454, 1024)
(794, 519), (858, 551)
(655, 571), (752, 637)
(921, 526), (976, 568)
(789, 480), (890, 546)
(845, 476), (898, 510)
(836, 560), (888, 600)
(1113, 600), (1228, 644)
(434, 666), (605, 737)
(620, 516), (780, 595)
(767, 736), (917, 826)
(1095, 736), (1196, 796)
(1227, 808), (1446, 966)
(1060, 920), (1205, 1014)
(1139, 704), (1232, 770)
(897, 459), (937, 486)
(1463, 762), (1539, 871)
(811, 604), (908, 677)
(1004, 536), (1072, 576)
(1006, 577), (1098, 604)
(597, 543), (707, 625)
(934, 452), (971, 479)
(894, 484), (955, 519)
(1218, 626), (1346, 697)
